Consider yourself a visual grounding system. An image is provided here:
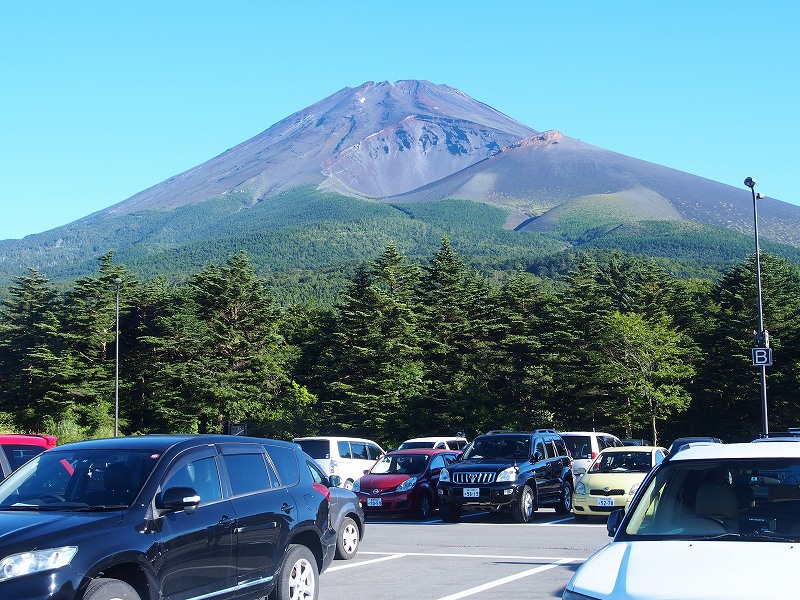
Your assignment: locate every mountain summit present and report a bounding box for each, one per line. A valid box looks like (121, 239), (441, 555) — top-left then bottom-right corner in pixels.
(100, 79), (799, 246)
(2, 80), (799, 291)
(108, 80), (536, 213)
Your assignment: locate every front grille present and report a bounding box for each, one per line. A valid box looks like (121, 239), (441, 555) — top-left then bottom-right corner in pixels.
(590, 488), (625, 496)
(453, 472), (496, 484)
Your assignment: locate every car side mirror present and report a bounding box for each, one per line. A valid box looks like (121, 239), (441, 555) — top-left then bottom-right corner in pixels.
(607, 508), (624, 537)
(329, 475), (342, 488)
(533, 451), (544, 462)
(158, 486), (201, 515)
(574, 466), (586, 475)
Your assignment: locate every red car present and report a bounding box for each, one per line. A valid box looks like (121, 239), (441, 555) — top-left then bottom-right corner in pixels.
(0, 434), (57, 480)
(352, 448), (460, 519)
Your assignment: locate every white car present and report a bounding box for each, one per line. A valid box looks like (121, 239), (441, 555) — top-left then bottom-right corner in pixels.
(398, 436), (468, 451)
(293, 436), (385, 490)
(562, 441), (800, 600)
(559, 431), (624, 475)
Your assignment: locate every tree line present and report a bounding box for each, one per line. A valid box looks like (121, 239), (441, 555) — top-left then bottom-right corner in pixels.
(1, 240), (798, 448)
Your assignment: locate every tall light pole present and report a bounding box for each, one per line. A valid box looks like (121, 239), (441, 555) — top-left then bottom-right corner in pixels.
(114, 277), (122, 437)
(744, 177), (769, 436)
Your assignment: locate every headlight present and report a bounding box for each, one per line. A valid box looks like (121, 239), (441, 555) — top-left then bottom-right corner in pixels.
(575, 481), (586, 494)
(496, 466), (518, 482)
(440, 468), (450, 483)
(396, 477), (417, 492)
(0, 546), (78, 582)
(351, 479), (361, 492)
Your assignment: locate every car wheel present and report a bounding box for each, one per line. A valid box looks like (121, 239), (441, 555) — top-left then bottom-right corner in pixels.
(83, 578), (141, 600)
(418, 494), (433, 519)
(512, 485), (535, 523)
(274, 544), (318, 600)
(555, 480), (573, 515)
(335, 516), (359, 560)
(440, 502), (462, 523)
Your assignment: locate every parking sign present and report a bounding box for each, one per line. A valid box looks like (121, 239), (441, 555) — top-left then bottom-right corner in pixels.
(752, 347), (772, 366)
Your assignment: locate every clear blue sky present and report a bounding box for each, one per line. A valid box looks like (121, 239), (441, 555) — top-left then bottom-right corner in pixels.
(1, 1), (797, 240)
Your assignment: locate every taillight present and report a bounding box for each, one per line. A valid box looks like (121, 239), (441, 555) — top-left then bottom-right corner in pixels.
(312, 482), (330, 502)
(590, 451), (597, 460)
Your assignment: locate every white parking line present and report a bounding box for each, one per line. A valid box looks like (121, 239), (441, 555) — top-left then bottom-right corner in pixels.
(435, 558), (576, 600)
(325, 553), (407, 572)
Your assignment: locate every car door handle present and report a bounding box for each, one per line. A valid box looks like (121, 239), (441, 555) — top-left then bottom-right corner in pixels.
(281, 503), (294, 514)
(219, 515), (235, 528)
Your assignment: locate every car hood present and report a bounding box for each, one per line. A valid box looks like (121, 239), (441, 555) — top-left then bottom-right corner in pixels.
(0, 510), (123, 553)
(567, 540), (797, 599)
(358, 474), (414, 491)
(578, 472), (647, 491)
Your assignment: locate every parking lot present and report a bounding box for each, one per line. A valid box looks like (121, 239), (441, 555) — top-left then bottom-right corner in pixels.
(323, 510), (610, 600)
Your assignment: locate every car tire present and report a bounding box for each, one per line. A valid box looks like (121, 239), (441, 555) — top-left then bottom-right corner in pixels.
(555, 480), (573, 515)
(335, 516), (359, 560)
(512, 485), (535, 523)
(274, 544), (318, 600)
(440, 502), (462, 523)
(418, 493), (433, 520)
(83, 578), (141, 600)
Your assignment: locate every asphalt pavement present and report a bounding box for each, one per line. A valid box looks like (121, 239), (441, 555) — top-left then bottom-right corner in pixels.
(323, 509), (610, 600)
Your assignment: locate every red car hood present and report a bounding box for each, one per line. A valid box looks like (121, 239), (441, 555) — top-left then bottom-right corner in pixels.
(359, 473), (413, 492)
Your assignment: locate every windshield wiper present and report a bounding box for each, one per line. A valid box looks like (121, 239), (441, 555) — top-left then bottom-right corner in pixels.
(72, 505), (129, 511)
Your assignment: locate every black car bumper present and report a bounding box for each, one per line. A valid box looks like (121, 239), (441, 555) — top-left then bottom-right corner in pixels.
(437, 483), (522, 507)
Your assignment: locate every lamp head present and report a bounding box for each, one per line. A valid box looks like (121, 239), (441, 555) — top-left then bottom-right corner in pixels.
(744, 177), (756, 189)
(114, 277), (122, 285)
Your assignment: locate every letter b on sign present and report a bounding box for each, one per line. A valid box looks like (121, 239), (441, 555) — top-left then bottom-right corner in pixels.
(752, 347), (772, 366)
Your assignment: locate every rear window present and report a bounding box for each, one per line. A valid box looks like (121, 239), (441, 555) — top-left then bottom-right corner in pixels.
(399, 441), (435, 449)
(294, 440), (330, 459)
(0, 444), (48, 471)
(562, 436), (592, 459)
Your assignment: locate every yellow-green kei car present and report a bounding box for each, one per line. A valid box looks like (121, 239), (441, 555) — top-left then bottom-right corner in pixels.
(572, 445), (666, 521)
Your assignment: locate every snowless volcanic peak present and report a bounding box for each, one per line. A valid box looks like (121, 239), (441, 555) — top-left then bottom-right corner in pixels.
(104, 80), (538, 215)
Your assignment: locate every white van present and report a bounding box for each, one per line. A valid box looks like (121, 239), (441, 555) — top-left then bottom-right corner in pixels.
(293, 436), (385, 489)
(398, 436), (469, 451)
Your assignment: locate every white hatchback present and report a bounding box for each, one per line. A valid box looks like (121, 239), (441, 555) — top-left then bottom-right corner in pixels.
(563, 441), (800, 600)
(293, 436), (385, 490)
(398, 436), (468, 451)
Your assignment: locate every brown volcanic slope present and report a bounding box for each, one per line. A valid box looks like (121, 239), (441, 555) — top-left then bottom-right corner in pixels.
(95, 79), (800, 246)
(104, 80), (537, 214)
(388, 130), (800, 244)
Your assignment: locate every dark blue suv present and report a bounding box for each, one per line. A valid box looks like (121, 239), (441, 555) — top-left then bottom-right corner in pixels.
(0, 434), (336, 600)
(437, 429), (574, 522)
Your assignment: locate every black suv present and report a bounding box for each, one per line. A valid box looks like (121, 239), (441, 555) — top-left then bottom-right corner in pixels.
(437, 429), (574, 523)
(0, 434), (337, 600)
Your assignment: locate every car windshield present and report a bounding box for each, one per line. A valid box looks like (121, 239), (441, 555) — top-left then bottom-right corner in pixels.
(591, 451), (652, 474)
(622, 457), (800, 541)
(463, 436), (530, 460)
(0, 443), (49, 471)
(370, 454), (428, 475)
(0, 447), (162, 510)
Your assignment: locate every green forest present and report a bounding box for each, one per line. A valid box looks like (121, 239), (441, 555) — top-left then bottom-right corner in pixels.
(1, 240), (799, 449)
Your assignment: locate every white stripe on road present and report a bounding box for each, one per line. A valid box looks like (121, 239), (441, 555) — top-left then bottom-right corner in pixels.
(325, 553), (407, 572)
(435, 558), (576, 600)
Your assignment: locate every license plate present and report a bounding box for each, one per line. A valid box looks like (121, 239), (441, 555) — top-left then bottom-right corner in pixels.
(597, 497), (614, 507)
(367, 497), (382, 507)
(463, 488), (480, 498)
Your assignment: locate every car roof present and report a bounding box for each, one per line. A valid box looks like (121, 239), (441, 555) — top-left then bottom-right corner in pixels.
(0, 434), (57, 447)
(402, 436), (466, 443)
(386, 448), (458, 456)
(667, 441), (800, 461)
(598, 446), (665, 454)
(559, 431), (620, 437)
(292, 436), (381, 444)
(48, 434), (295, 453)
